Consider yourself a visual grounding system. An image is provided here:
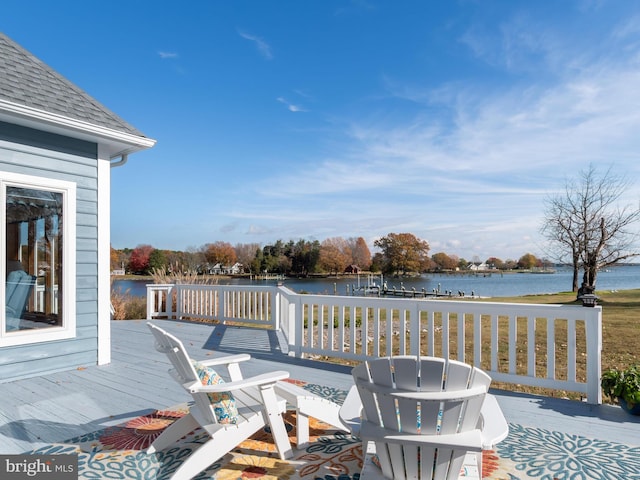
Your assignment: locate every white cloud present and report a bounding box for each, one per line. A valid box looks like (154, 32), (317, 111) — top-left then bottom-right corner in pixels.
(277, 97), (307, 112)
(238, 30), (273, 60)
(158, 51), (178, 59)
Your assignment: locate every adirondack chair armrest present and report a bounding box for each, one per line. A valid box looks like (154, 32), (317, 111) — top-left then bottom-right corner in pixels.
(339, 385), (364, 434)
(197, 354), (251, 368)
(478, 394), (509, 449)
(188, 371), (290, 394)
(196, 354), (252, 381)
(360, 421), (483, 451)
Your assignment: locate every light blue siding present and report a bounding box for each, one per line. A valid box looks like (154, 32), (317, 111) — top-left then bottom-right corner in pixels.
(0, 122), (100, 381)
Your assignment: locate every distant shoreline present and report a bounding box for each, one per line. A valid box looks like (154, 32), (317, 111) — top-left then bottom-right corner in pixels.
(110, 269), (556, 282)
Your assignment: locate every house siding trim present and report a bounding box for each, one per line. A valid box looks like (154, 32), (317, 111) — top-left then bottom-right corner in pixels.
(97, 145), (111, 365)
(0, 99), (155, 156)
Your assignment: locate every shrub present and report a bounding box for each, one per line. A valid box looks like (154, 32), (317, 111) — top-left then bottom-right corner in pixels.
(111, 286), (147, 320)
(150, 262), (215, 285)
(124, 295), (147, 320)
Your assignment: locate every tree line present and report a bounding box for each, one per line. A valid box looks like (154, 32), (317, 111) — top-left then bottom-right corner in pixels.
(111, 233), (549, 277)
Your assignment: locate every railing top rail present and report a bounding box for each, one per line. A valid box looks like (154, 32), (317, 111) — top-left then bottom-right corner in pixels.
(289, 292), (601, 314)
(173, 284), (281, 292)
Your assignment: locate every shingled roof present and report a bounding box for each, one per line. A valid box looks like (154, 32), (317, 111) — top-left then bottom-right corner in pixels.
(0, 32), (147, 139)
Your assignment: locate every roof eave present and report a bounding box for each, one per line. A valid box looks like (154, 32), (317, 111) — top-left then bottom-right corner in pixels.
(0, 99), (156, 158)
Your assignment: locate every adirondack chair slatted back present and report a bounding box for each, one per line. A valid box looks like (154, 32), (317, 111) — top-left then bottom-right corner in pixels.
(148, 322), (219, 425)
(353, 356), (491, 480)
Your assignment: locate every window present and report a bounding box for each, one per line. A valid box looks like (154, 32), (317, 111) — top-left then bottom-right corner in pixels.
(2, 172), (76, 346)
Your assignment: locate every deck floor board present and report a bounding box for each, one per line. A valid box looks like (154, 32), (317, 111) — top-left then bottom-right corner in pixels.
(0, 319), (638, 454)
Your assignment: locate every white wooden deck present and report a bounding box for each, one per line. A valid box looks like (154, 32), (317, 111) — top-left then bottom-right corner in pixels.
(1, 319), (639, 454)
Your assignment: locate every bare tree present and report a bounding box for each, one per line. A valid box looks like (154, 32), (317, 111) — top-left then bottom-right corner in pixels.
(541, 164), (640, 293)
(234, 242), (261, 272)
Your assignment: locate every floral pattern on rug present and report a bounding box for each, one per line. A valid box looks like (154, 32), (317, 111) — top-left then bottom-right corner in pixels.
(28, 382), (640, 480)
(98, 406), (188, 451)
(496, 423), (640, 479)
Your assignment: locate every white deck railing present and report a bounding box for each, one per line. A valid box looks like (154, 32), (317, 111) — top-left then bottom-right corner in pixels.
(146, 283), (603, 404)
(146, 284), (279, 328)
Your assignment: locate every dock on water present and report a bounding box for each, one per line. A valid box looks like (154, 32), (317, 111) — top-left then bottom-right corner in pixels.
(349, 274), (475, 299)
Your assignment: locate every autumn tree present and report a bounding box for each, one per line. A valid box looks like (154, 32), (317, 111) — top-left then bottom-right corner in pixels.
(517, 253), (539, 270)
(486, 257), (505, 270)
(541, 164), (640, 292)
(110, 245), (119, 270)
(110, 247), (131, 272)
(204, 241), (237, 266)
(128, 244), (154, 274)
(319, 238), (350, 274)
(373, 233), (430, 275)
(348, 237), (372, 270)
(431, 252), (458, 271)
(503, 259), (518, 270)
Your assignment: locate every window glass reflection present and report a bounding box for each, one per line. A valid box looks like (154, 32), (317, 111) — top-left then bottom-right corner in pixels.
(5, 186), (63, 331)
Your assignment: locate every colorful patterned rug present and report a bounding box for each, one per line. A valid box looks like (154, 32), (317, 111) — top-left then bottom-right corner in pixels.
(28, 382), (640, 479)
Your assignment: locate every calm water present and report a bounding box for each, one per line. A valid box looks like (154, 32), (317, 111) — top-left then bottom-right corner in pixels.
(112, 264), (640, 298)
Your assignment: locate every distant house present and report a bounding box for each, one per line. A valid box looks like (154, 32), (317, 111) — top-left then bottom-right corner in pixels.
(469, 262), (491, 271)
(210, 263), (224, 275)
(344, 265), (361, 274)
(227, 262), (244, 275)
(0, 34), (155, 381)
(209, 263), (243, 275)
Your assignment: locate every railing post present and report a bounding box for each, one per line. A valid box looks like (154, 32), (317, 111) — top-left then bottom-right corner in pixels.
(220, 286), (227, 324)
(287, 294), (297, 353)
(293, 297), (304, 358)
(166, 285), (175, 319)
(410, 302), (421, 356)
(174, 284), (181, 320)
(272, 287), (280, 330)
(146, 284), (173, 319)
(146, 285), (154, 320)
(584, 305), (603, 404)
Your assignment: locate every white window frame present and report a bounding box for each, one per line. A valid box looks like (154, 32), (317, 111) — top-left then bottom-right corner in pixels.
(1, 171), (76, 346)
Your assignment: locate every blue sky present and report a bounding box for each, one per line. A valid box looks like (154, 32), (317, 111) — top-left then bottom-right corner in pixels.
(3, 1), (640, 261)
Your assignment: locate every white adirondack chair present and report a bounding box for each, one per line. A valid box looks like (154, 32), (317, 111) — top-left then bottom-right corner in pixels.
(347, 356), (508, 480)
(146, 322), (293, 480)
(5, 270), (36, 331)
